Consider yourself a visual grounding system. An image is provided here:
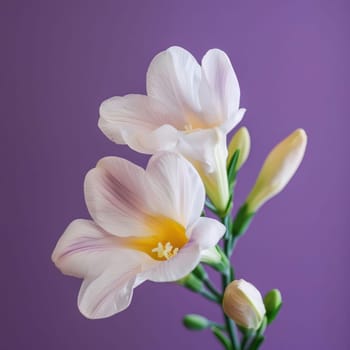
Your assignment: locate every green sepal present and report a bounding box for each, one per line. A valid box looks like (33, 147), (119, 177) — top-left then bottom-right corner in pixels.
(177, 273), (203, 292)
(249, 335), (265, 350)
(192, 264), (208, 281)
(232, 203), (255, 237)
(214, 246), (230, 272)
(183, 314), (210, 331)
(227, 149), (240, 190)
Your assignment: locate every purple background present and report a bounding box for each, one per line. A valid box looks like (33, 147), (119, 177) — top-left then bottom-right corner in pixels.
(2, 0), (349, 349)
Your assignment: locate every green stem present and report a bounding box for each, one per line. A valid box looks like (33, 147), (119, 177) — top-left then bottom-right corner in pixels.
(241, 331), (254, 350)
(199, 289), (222, 304)
(247, 317), (267, 350)
(221, 214), (240, 350)
(203, 279), (223, 301)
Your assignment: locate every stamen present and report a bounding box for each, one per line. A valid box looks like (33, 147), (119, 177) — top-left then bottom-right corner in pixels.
(151, 241), (179, 260)
(184, 124), (193, 132)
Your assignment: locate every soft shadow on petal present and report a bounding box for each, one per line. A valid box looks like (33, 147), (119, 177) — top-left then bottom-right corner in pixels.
(145, 241), (201, 282)
(99, 94), (182, 148)
(129, 124), (180, 154)
(84, 157), (151, 237)
(52, 219), (121, 278)
(188, 217), (226, 249)
(220, 108), (246, 134)
(199, 49), (240, 125)
(146, 152), (205, 227)
(146, 46), (201, 119)
(78, 266), (141, 319)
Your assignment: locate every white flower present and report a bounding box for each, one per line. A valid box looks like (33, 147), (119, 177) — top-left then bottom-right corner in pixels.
(52, 152), (225, 319)
(222, 279), (266, 330)
(99, 46), (245, 213)
(246, 129), (307, 212)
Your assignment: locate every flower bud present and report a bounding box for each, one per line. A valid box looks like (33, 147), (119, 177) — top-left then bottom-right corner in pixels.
(227, 127), (251, 170)
(183, 314), (210, 330)
(200, 246), (229, 272)
(245, 129), (307, 213)
(177, 273), (203, 292)
(223, 279), (266, 330)
(264, 289), (282, 324)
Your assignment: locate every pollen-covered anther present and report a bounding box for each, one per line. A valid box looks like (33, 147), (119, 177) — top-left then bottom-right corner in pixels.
(184, 124), (193, 132)
(152, 242), (179, 260)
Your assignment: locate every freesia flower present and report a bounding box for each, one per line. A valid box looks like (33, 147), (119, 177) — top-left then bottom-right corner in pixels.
(52, 152), (225, 319)
(222, 279), (266, 330)
(99, 46), (246, 214)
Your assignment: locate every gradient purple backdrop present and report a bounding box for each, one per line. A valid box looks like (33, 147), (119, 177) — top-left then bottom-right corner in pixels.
(2, 0), (349, 349)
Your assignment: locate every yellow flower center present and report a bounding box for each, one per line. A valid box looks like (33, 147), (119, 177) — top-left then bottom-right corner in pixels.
(126, 216), (188, 261)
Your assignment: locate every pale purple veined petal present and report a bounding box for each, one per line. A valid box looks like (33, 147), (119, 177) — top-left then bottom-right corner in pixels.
(146, 152), (205, 228)
(52, 219), (120, 278)
(146, 46), (202, 125)
(199, 49), (240, 126)
(84, 157), (152, 237)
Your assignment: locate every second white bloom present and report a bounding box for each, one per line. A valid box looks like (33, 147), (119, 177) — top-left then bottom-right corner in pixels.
(99, 46), (246, 213)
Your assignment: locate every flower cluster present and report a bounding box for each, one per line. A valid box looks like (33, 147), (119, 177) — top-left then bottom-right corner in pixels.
(52, 47), (307, 349)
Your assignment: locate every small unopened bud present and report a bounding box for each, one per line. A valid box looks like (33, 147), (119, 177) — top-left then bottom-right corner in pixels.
(223, 279), (266, 330)
(264, 289), (282, 324)
(227, 127), (251, 170)
(200, 246), (229, 272)
(178, 273), (203, 292)
(183, 314), (210, 330)
(246, 129), (307, 213)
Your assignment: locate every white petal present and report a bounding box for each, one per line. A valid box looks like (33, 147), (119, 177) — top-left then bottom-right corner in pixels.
(78, 264), (142, 319)
(176, 128), (230, 212)
(145, 241), (201, 282)
(146, 152), (205, 227)
(146, 46), (201, 120)
(199, 49), (240, 125)
(98, 94), (180, 152)
(52, 219), (120, 278)
(188, 217), (226, 249)
(220, 108), (246, 134)
(176, 128), (227, 172)
(84, 157), (151, 237)
(129, 124), (180, 154)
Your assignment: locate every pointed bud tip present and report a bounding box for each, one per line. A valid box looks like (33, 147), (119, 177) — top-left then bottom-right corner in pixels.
(292, 128), (307, 143)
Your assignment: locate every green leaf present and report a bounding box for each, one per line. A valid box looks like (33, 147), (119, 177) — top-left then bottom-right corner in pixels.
(232, 204), (255, 237)
(227, 149), (240, 189)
